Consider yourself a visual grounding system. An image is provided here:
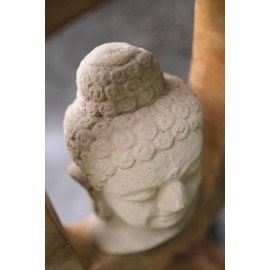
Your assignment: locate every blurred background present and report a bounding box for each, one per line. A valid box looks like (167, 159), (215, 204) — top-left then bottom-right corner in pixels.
(46, 0), (224, 244)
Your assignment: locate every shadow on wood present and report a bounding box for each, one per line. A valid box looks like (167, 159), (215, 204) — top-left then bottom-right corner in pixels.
(46, 0), (107, 37)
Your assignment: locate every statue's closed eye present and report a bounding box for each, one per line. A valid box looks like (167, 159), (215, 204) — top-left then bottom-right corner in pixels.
(122, 189), (157, 202)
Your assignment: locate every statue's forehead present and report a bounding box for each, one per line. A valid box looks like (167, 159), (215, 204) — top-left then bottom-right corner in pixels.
(104, 131), (202, 195)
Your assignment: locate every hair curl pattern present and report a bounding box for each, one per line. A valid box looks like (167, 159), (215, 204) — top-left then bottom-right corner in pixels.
(76, 44), (165, 117)
(64, 81), (201, 190)
(64, 43), (202, 190)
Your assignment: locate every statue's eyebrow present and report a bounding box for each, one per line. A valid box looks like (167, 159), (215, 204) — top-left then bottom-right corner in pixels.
(119, 186), (158, 197)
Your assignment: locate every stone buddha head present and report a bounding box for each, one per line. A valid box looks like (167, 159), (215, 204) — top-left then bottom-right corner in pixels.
(64, 42), (203, 253)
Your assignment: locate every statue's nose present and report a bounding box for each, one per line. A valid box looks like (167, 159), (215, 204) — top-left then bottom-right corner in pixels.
(157, 180), (187, 213)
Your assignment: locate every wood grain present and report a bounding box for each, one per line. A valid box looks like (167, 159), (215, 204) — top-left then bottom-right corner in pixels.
(45, 193), (85, 270)
(189, 0), (225, 206)
(158, 237), (225, 270)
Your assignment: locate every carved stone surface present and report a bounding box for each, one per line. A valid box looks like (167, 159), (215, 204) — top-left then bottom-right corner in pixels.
(64, 42), (203, 254)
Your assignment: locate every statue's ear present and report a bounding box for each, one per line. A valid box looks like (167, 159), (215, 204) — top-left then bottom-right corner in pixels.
(68, 162), (113, 220)
(68, 163), (89, 187)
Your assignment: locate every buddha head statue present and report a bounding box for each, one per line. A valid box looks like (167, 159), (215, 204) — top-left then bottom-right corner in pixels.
(64, 42), (203, 253)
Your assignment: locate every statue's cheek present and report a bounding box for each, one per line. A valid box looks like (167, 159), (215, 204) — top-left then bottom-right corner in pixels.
(105, 194), (156, 227)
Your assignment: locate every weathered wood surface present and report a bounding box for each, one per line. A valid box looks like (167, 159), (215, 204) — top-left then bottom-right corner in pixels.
(189, 0), (225, 206)
(45, 193), (85, 270)
(159, 237), (224, 270)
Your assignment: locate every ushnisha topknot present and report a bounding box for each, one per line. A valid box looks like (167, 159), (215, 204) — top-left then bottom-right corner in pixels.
(64, 42), (202, 191)
(76, 42), (165, 117)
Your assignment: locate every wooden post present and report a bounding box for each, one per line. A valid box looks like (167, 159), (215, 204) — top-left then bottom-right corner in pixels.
(189, 0), (225, 214)
(45, 193), (85, 269)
